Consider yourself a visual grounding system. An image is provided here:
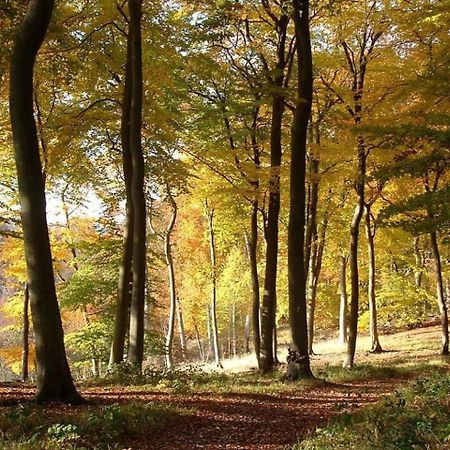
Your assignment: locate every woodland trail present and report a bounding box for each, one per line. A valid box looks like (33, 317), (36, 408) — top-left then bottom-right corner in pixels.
(1, 325), (445, 449)
(93, 374), (414, 449)
(0, 373), (414, 450)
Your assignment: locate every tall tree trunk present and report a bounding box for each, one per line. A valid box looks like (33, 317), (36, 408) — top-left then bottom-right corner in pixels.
(110, 34), (134, 367)
(9, 0), (81, 403)
(430, 232), (449, 355)
(21, 283), (29, 382)
(365, 206), (382, 353)
(176, 297), (187, 361)
(340, 24), (381, 369)
(260, 15), (288, 372)
(205, 203), (222, 368)
(245, 202), (261, 366)
(164, 199), (177, 370)
(286, 0), (313, 380)
(339, 255), (348, 345)
(127, 0), (147, 369)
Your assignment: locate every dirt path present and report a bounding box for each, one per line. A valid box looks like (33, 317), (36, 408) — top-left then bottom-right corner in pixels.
(81, 375), (411, 450)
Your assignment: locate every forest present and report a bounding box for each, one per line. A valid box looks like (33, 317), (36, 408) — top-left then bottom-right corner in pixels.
(0, 0), (449, 448)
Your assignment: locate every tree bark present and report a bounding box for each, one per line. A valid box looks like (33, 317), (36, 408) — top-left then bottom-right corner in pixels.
(127, 0), (147, 370)
(430, 232), (449, 355)
(9, 0), (82, 403)
(245, 202), (261, 366)
(260, 14), (289, 373)
(339, 255), (348, 345)
(176, 297), (187, 361)
(304, 158), (319, 277)
(205, 202), (222, 368)
(286, 0), (313, 380)
(365, 206), (382, 353)
(110, 33), (134, 367)
(21, 283), (29, 382)
(164, 198), (177, 370)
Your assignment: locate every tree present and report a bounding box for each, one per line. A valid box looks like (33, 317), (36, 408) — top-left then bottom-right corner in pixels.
(205, 200), (223, 369)
(9, 0), (82, 403)
(127, 0), (147, 370)
(286, 0), (313, 380)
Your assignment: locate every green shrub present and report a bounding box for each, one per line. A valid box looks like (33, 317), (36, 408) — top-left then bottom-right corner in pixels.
(294, 373), (450, 450)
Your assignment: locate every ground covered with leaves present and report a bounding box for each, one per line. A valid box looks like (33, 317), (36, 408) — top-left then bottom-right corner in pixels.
(0, 326), (448, 449)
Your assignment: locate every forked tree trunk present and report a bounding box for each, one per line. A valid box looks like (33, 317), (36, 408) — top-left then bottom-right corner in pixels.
(286, 0), (313, 381)
(340, 22), (381, 370)
(9, 0), (81, 403)
(430, 232), (449, 355)
(339, 255), (348, 345)
(21, 283), (29, 382)
(365, 207), (382, 353)
(110, 34), (134, 368)
(260, 15), (289, 374)
(205, 203), (222, 368)
(128, 0), (147, 370)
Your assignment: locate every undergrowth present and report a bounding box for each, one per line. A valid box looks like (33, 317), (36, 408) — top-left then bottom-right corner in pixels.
(0, 401), (179, 450)
(294, 371), (450, 450)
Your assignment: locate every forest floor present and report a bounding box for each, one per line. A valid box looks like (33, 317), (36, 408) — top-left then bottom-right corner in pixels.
(0, 324), (448, 449)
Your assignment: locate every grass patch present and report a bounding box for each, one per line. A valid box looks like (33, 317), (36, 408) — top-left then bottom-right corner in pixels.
(0, 401), (179, 449)
(294, 371), (450, 450)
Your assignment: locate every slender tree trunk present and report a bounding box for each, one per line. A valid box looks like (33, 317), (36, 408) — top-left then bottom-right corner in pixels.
(344, 176), (365, 369)
(413, 236), (423, 289)
(205, 203), (222, 368)
(194, 323), (204, 361)
(273, 320), (279, 365)
(128, 0), (147, 370)
(339, 255), (348, 345)
(430, 232), (449, 355)
(286, 0), (313, 380)
(307, 219), (327, 355)
(243, 314), (250, 353)
(164, 200), (177, 370)
(176, 297), (187, 361)
(304, 158), (319, 276)
(260, 15), (289, 374)
(110, 34), (134, 367)
(206, 304), (213, 361)
(365, 207), (382, 353)
(9, 0), (82, 403)
(245, 202), (261, 366)
(21, 283), (29, 382)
